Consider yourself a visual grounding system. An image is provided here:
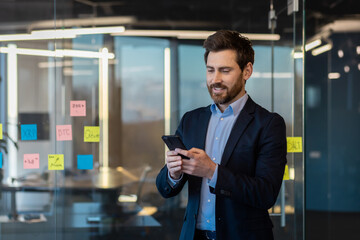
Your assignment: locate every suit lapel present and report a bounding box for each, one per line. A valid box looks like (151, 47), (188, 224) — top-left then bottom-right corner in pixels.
(194, 107), (212, 193)
(221, 97), (256, 166)
(196, 107), (212, 150)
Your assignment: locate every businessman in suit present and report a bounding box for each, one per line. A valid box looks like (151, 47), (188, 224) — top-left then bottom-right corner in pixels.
(156, 30), (287, 240)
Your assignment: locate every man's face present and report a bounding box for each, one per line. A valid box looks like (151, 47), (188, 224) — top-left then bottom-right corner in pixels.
(206, 49), (250, 110)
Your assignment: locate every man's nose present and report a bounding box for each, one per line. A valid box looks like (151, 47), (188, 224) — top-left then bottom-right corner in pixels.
(213, 71), (222, 83)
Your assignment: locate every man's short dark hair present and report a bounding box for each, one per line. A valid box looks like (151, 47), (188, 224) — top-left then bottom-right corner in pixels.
(203, 30), (255, 70)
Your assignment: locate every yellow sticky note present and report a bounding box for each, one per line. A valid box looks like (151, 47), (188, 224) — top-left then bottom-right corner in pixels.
(283, 165), (290, 180)
(0, 124), (2, 140)
(287, 137), (303, 152)
(48, 154), (64, 170)
(84, 126), (100, 142)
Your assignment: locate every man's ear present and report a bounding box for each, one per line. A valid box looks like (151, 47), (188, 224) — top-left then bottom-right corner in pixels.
(243, 62), (253, 81)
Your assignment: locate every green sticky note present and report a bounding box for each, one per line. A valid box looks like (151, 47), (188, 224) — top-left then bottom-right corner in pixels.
(84, 126), (100, 142)
(48, 154), (64, 170)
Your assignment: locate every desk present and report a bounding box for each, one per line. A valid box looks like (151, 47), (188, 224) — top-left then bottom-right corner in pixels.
(0, 168), (137, 221)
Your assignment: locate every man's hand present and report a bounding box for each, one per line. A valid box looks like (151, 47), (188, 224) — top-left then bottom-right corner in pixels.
(166, 150), (183, 180)
(175, 148), (217, 179)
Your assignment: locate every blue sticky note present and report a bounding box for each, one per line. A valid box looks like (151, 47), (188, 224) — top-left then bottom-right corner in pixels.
(0, 152), (2, 168)
(77, 155), (93, 170)
(21, 124), (37, 141)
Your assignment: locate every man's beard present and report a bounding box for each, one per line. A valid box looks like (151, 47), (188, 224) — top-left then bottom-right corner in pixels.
(207, 78), (244, 105)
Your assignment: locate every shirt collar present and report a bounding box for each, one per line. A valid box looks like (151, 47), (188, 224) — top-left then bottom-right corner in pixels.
(210, 93), (248, 117)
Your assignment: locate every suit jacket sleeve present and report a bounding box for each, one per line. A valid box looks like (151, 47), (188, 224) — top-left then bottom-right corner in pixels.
(211, 113), (287, 210)
(156, 113), (189, 198)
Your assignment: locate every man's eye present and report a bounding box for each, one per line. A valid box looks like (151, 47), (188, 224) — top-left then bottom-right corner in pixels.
(207, 69), (214, 73)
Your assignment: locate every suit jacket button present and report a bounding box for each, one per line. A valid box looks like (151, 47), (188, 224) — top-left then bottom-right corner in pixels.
(218, 217), (221, 221)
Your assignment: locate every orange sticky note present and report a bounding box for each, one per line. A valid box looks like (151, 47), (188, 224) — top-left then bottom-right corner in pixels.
(24, 153), (40, 169)
(70, 100), (86, 117)
(84, 126), (100, 142)
(56, 125), (72, 141)
(48, 154), (64, 170)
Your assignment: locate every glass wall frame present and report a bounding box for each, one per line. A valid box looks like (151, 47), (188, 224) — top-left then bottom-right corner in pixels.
(0, 0), (305, 239)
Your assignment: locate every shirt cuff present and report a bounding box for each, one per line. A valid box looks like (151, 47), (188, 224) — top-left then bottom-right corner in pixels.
(167, 171), (183, 188)
(207, 164), (218, 188)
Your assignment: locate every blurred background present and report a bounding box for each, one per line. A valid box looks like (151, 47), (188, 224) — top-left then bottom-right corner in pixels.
(0, 0), (359, 239)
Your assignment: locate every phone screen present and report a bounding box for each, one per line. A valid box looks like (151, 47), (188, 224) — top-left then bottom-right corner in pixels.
(162, 135), (189, 159)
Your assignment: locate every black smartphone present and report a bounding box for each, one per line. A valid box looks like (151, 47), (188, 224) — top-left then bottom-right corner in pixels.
(162, 135), (190, 159)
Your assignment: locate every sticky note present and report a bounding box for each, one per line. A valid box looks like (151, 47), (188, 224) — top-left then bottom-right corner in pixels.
(56, 125), (72, 141)
(21, 124), (37, 141)
(24, 153), (40, 169)
(0, 124), (3, 139)
(48, 154), (64, 170)
(0, 152), (2, 168)
(84, 126), (100, 142)
(287, 137), (303, 152)
(77, 155), (93, 170)
(70, 100), (86, 117)
(283, 165), (289, 180)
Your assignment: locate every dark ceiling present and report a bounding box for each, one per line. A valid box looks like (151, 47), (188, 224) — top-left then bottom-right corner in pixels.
(0, 0), (359, 41)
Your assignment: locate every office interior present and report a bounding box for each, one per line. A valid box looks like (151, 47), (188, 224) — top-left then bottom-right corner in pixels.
(0, 0), (359, 239)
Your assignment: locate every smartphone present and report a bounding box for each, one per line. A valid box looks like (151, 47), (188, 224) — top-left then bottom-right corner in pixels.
(162, 135), (190, 159)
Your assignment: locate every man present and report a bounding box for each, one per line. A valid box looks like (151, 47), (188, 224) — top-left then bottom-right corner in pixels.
(156, 30), (287, 240)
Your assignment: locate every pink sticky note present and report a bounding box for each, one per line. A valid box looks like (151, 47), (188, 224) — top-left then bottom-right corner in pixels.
(24, 153), (40, 169)
(56, 125), (73, 141)
(70, 100), (86, 117)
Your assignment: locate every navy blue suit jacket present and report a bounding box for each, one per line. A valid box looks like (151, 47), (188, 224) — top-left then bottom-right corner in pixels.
(156, 96), (287, 240)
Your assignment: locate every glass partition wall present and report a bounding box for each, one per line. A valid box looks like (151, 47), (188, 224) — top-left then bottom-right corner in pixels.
(0, 0), (304, 239)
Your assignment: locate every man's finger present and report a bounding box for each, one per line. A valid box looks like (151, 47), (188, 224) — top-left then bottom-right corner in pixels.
(175, 148), (195, 159)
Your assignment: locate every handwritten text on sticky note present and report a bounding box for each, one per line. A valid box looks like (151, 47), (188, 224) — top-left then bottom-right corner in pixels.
(56, 125), (72, 141)
(70, 100), (86, 117)
(21, 124), (37, 141)
(84, 126), (100, 142)
(0, 123), (3, 140)
(48, 154), (64, 170)
(24, 153), (40, 169)
(77, 155), (93, 170)
(287, 137), (303, 153)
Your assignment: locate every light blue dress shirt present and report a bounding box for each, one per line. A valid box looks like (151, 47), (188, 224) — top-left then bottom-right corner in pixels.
(168, 93), (248, 231)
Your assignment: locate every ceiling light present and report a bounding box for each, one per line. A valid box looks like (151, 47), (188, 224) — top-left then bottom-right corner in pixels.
(328, 72), (340, 79)
(293, 52), (303, 59)
(357, 46), (360, 55)
(0, 46), (114, 59)
(32, 26), (125, 36)
(338, 50), (344, 58)
(312, 43), (332, 56)
(0, 26), (125, 42)
(112, 30), (280, 41)
(358, 63), (360, 71)
(344, 65), (350, 73)
(0, 33), (75, 42)
(305, 39), (321, 51)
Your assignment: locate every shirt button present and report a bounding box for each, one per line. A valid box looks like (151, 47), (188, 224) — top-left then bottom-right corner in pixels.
(208, 199), (211, 202)
(207, 220), (210, 223)
(220, 118), (224, 121)
(212, 157), (216, 161)
(215, 137), (218, 140)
